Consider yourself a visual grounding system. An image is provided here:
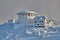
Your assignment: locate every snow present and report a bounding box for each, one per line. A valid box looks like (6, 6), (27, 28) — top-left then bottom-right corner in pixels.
(17, 11), (37, 15)
(0, 11), (60, 40)
(0, 22), (60, 40)
(33, 16), (46, 21)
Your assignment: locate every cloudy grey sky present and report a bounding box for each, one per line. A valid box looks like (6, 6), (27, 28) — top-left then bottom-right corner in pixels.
(0, 0), (60, 24)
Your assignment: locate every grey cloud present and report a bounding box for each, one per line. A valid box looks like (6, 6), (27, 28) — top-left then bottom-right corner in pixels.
(0, 0), (60, 24)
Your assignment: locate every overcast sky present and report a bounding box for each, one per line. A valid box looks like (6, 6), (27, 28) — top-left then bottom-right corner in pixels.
(0, 0), (60, 24)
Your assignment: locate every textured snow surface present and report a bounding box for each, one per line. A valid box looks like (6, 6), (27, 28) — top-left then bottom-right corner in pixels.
(0, 23), (60, 40)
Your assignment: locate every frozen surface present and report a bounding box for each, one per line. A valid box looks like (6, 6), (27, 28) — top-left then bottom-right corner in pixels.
(0, 23), (60, 40)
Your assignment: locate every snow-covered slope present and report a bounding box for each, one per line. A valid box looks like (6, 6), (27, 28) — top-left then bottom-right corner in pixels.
(0, 22), (60, 40)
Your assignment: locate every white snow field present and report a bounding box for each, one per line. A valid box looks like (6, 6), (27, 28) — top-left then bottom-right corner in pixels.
(0, 23), (60, 40)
